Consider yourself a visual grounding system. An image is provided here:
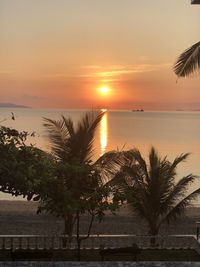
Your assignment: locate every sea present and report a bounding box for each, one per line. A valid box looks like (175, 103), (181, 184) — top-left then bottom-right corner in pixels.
(1, 108), (200, 202)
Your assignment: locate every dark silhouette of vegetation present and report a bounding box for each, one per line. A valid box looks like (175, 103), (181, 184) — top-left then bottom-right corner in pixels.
(112, 147), (200, 239)
(0, 112), (124, 260)
(0, 126), (53, 199)
(174, 41), (200, 77)
(39, 111), (122, 259)
(1, 113), (200, 256)
(40, 111), (103, 241)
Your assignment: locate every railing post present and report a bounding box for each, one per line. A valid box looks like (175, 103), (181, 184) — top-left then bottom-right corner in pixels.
(91, 236), (94, 249)
(10, 237), (13, 251)
(35, 236), (37, 250)
(27, 237), (30, 250)
(43, 236), (48, 250)
(196, 221), (200, 240)
(36, 236), (39, 249)
(19, 237), (22, 249)
(59, 236), (62, 250)
(51, 236), (54, 249)
(2, 237), (5, 250)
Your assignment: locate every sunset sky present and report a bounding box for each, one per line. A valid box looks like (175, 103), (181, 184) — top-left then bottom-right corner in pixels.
(0, 0), (200, 110)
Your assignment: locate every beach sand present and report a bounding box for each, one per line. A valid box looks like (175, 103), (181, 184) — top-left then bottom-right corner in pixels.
(0, 200), (199, 236)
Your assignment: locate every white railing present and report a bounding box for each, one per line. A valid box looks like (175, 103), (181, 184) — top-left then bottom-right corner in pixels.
(0, 234), (198, 250)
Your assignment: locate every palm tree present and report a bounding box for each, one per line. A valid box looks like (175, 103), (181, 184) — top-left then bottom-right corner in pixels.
(113, 147), (200, 237)
(174, 1), (200, 77)
(41, 111), (123, 244)
(174, 41), (200, 77)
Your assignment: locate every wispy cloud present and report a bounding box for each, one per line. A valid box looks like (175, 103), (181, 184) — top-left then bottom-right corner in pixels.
(40, 63), (170, 82)
(81, 65), (102, 70)
(0, 71), (12, 75)
(80, 64), (170, 79)
(22, 94), (46, 101)
(42, 73), (70, 78)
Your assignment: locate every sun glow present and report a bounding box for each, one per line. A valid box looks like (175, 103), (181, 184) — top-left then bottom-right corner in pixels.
(99, 86), (109, 95)
(100, 111), (108, 155)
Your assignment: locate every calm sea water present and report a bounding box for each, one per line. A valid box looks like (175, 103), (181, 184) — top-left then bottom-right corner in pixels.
(1, 108), (200, 201)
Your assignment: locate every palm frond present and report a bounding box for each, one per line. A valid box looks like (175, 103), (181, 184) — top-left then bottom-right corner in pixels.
(43, 117), (72, 159)
(129, 148), (149, 180)
(171, 153), (190, 169)
(61, 116), (75, 137)
(128, 177), (153, 224)
(160, 174), (198, 215)
(75, 111), (104, 162)
(162, 153), (190, 187)
(161, 187), (200, 225)
(94, 150), (126, 182)
(155, 154), (190, 206)
(43, 111), (104, 163)
(149, 147), (160, 172)
(147, 148), (168, 207)
(174, 41), (200, 77)
(105, 171), (131, 196)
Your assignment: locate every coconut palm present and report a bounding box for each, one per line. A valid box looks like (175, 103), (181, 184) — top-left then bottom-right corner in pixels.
(174, 41), (200, 77)
(40, 111), (123, 242)
(42, 112), (102, 233)
(113, 147), (200, 236)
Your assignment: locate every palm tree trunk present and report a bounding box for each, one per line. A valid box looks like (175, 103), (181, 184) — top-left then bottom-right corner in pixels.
(62, 213), (75, 247)
(76, 211), (81, 261)
(149, 227), (159, 247)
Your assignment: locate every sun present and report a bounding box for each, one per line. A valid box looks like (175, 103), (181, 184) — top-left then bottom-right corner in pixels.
(99, 86), (109, 95)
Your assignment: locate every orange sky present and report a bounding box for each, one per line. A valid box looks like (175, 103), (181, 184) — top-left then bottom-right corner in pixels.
(0, 0), (200, 110)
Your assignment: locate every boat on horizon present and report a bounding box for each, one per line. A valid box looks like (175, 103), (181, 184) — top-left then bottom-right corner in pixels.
(132, 109), (144, 112)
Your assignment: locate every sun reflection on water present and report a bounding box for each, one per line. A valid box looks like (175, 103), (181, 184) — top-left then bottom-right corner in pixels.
(100, 110), (108, 155)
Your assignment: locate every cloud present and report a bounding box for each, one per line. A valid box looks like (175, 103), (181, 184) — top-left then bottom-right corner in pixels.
(0, 71), (12, 75)
(42, 73), (70, 79)
(22, 94), (46, 101)
(80, 64), (170, 79)
(39, 63), (171, 82)
(81, 65), (102, 70)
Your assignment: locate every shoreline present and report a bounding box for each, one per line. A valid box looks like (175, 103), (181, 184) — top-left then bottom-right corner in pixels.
(0, 200), (198, 236)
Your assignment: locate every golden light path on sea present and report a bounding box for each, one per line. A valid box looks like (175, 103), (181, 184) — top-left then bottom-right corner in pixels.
(100, 110), (108, 156)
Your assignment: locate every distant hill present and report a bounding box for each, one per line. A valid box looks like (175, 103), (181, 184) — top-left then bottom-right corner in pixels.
(0, 103), (30, 108)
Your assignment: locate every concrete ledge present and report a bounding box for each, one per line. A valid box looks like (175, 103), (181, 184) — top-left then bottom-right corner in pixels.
(0, 262), (200, 267)
(191, 0), (200, 4)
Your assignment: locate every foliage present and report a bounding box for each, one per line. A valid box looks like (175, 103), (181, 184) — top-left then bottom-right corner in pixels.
(43, 111), (104, 164)
(0, 126), (53, 200)
(174, 41), (200, 77)
(39, 111), (123, 259)
(113, 147), (200, 236)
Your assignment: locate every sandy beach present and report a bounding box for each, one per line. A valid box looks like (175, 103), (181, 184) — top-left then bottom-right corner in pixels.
(0, 200), (199, 236)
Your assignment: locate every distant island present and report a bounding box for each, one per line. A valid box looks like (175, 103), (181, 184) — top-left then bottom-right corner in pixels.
(0, 103), (30, 108)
